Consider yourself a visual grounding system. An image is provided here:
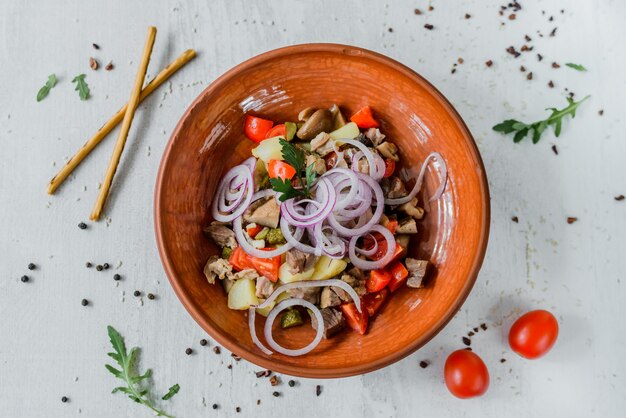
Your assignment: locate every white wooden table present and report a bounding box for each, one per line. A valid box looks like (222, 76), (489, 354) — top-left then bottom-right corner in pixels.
(2, 1), (625, 417)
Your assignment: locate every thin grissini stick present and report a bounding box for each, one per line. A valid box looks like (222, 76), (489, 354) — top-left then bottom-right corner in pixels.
(46, 48), (196, 195)
(89, 26), (157, 221)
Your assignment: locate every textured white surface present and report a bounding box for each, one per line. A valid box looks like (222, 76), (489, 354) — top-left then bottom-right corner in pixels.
(1, 1), (625, 417)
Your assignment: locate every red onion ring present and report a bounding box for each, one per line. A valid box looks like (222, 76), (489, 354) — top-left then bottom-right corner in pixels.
(281, 178), (336, 227)
(348, 224), (397, 270)
(233, 216), (292, 258)
(211, 164), (254, 222)
(338, 139), (385, 180)
(384, 152), (446, 206)
(264, 298), (323, 356)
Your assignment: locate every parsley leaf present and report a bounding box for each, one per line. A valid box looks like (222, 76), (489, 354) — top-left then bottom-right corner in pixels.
(493, 95), (590, 144)
(565, 63), (587, 72)
(270, 139), (318, 201)
(106, 326), (178, 418)
(36, 74), (57, 102)
(72, 74), (90, 100)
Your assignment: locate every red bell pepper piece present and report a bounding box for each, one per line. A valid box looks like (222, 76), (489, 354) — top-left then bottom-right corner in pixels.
(228, 247), (281, 282)
(350, 106), (379, 129)
(246, 224), (263, 238)
(385, 219), (398, 234)
(244, 115), (274, 142)
(265, 123), (287, 139)
(341, 302), (369, 335)
(267, 160), (296, 180)
(383, 158), (396, 178)
(361, 288), (390, 317)
(387, 261), (409, 292)
(366, 269), (393, 293)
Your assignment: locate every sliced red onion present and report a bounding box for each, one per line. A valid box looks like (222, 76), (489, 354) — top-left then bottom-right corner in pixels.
(264, 298), (324, 356)
(211, 165), (254, 222)
(327, 173), (384, 237)
(329, 140), (345, 169)
(280, 217), (320, 255)
(348, 224), (397, 270)
(384, 152), (446, 206)
(336, 139), (385, 180)
(355, 232), (378, 257)
(281, 178), (336, 227)
(248, 308), (272, 355)
(314, 223), (347, 258)
(351, 150), (385, 181)
(256, 279), (361, 312)
(234, 216), (292, 258)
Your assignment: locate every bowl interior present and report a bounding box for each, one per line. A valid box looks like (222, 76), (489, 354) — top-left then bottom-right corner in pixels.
(155, 44), (489, 378)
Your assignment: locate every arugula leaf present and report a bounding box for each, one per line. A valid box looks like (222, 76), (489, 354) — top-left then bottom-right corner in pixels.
(270, 139), (318, 200)
(565, 63), (587, 72)
(72, 74), (90, 100)
(36, 74), (57, 102)
(162, 384), (180, 401)
(492, 96), (590, 144)
(106, 326), (178, 418)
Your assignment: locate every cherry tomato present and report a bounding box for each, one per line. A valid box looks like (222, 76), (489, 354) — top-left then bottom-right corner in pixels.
(383, 158), (396, 178)
(366, 269), (392, 293)
(387, 261), (409, 292)
(340, 302), (369, 334)
(265, 123), (286, 139)
(244, 115), (274, 142)
(350, 106), (380, 129)
(444, 350), (490, 399)
(385, 219), (398, 234)
(267, 160), (296, 180)
(361, 288), (389, 317)
(508, 309), (559, 359)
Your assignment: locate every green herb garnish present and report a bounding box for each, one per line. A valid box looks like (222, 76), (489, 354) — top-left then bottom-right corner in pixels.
(72, 74), (90, 100)
(565, 63), (587, 72)
(105, 326), (178, 417)
(493, 95), (590, 144)
(269, 139), (317, 201)
(36, 74), (57, 102)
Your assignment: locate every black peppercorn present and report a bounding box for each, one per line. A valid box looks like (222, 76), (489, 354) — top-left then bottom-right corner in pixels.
(288, 380), (295, 387)
(236, 407), (241, 413)
(212, 404), (218, 410)
(61, 396), (68, 403)
(200, 339), (208, 346)
(103, 263), (110, 270)
(272, 391), (280, 397)
(78, 222), (87, 230)
(96, 265), (103, 271)
(81, 299), (88, 306)
(419, 360), (429, 368)
(462, 336), (471, 346)
(27, 263), (36, 270)
(213, 346), (221, 354)
(147, 293), (155, 300)
(185, 348), (193, 355)
(86, 262), (93, 268)
(113, 274), (121, 281)
(21, 275), (29, 283)
(316, 385), (322, 396)
(133, 290), (141, 297)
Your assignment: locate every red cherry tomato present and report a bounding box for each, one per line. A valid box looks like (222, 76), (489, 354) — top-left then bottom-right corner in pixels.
(267, 160), (296, 180)
(508, 310), (559, 359)
(444, 350), (490, 399)
(340, 302), (369, 334)
(383, 158), (396, 178)
(244, 115), (274, 142)
(265, 123), (286, 139)
(366, 269), (392, 293)
(350, 106), (380, 129)
(361, 288), (389, 317)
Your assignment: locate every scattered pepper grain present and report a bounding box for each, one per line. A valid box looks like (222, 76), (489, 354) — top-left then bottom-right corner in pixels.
(316, 385), (322, 396)
(28, 263), (36, 270)
(552, 145), (559, 155)
(147, 293), (155, 300)
(81, 299), (88, 306)
(485, 60), (493, 67)
(103, 263), (110, 270)
(89, 57), (98, 70)
(419, 360), (429, 368)
(500, 358), (507, 363)
(567, 217), (578, 224)
(270, 376), (279, 386)
(96, 265), (103, 271)
(61, 396), (69, 403)
(92, 43), (99, 49)
(133, 290), (141, 297)
(424, 24), (434, 30)
(21, 275), (29, 283)
(86, 262), (93, 268)
(598, 110), (604, 116)
(212, 404), (218, 410)
(614, 195), (624, 201)
(465, 13), (471, 19)
(480, 323), (488, 330)
(548, 80), (554, 88)
(462, 336), (471, 346)
(552, 62), (560, 68)
(236, 407), (241, 413)
(414, 8), (422, 15)
(200, 339), (208, 346)
(511, 216), (519, 223)
(272, 391), (280, 397)
(185, 348), (193, 355)
(78, 222), (87, 230)
(113, 274), (121, 281)
(213, 346), (221, 354)
(537, 53), (543, 61)
(526, 72), (533, 80)
(105, 61), (114, 71)
(288, 380), (296, 387)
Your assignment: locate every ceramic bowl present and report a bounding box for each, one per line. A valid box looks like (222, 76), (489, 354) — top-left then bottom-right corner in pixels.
(155, 44), (489, 378)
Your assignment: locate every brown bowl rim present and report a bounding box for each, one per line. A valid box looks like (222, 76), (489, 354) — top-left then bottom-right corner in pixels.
(154, 43), (490, 378)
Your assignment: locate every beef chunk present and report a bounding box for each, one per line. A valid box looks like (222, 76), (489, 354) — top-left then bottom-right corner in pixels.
(365, 128), (386, 146)
(386, 177), (408, 199)
(204, 222), (238, 248)
(405, 258), (430, 288)
(305, 153), (326, 175)
(287, 286), (321, 304)
(375, 142), (399, 161)
(203, 256), (233, 284)
(341, 272), (366, 296)
(285, 249), (317, 274)
(243, 197), (280, 228)
(310, 308), (345, 338)
(255, 275), (275, 298)
(396, 217), (418, 234)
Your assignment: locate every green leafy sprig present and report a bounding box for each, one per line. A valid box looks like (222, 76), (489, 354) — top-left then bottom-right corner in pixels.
(105, 326), (179, 418)
(36, 74), (57, 102)
(72, 74), (90, 100)
(493, 95), (590, 144)
(565, 63), (587, 72)
(270, 139), (317, 201)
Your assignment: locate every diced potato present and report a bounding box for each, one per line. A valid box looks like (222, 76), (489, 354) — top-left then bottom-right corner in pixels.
(256, 291), (290, 317)
(310, 255), (348, 281)
(278, 262), (315, 283)
(251, 136), (283, 163)
(329, 122), (359, 141)
(227, 278), (259, 310)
